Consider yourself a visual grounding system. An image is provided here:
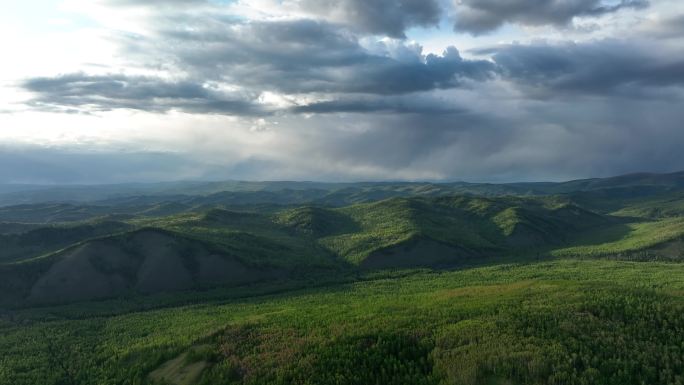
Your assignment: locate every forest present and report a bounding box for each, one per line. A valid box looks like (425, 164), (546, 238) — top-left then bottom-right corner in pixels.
(2, 172), (684, 384)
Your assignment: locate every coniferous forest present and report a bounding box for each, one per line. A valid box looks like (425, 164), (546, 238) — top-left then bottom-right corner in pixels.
(3, 174), (684, 384)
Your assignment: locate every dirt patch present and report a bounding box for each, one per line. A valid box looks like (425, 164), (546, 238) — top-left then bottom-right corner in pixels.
(149, 349), (208, 385)
(361, 237), (477, 270)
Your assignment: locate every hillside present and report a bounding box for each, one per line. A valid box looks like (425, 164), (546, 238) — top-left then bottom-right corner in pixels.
(313, 196), (612, 266)
(2, 172), (684, 384)
(551, 171), (684, 192)
(0, 228), (309, 306)
(4, 259), (684, 385)
(1, 170), (684, 308)
(0, 220), (132, 263)
(611, 193), (684, 219)
(3, 191), (684, 306)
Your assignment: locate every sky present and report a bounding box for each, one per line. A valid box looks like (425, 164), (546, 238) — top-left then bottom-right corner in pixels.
(1, 0), (684, 184)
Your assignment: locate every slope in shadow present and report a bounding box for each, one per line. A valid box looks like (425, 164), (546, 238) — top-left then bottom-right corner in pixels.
(360, 236), (479, 270)
(27, 229), (273, 305)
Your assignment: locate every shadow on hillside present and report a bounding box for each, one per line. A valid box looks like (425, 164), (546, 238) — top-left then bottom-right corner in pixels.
(559, 218), (638, 248)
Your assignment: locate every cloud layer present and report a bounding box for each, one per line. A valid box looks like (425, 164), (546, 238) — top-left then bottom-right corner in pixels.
(23, 18), (496, 115)
(293, 0), (442, 38)
(453, 0), (649, 34)
(3, 0), (684, 183)
(23, 73), (268, 115)
(489, 39), (684, 96)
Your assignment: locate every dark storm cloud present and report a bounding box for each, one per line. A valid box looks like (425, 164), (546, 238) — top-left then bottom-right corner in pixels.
(301, 113), (504, 171)
(453, 0), (649, 34)
(296, 0), (442, 38)
(157, 19), (369, 78)
(334, 47), (495, 94)
(13, 0), (684, 184)
(154, 20), (495, 95)
(281, 92), (684, 181)
(488, 40), (684, 97)
(23, 73), (268, 116)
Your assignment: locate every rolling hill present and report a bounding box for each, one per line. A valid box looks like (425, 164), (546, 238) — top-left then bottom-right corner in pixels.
(3, 190), (684, 306)
(0, 220), (132, 264)
(2, 172), (684, 385)
(0, 228), (307, 306)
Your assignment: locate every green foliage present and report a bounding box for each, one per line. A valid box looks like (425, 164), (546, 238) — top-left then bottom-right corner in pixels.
(612, 193), (684, 219)
(3, 175), (684, 384)
(2, 194), (683, 308)
(4, 259), (684, 384)
(320, 196), (609, 264)
(273, 207), (358, 237)
(553, 217), (684, 257)
(0, 220), (132, 263)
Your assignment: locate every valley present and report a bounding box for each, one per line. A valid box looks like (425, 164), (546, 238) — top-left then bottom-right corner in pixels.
(2, 171), (684, 384)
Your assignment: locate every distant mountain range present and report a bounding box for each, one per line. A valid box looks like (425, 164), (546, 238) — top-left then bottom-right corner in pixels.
(1, 171), (684, 207)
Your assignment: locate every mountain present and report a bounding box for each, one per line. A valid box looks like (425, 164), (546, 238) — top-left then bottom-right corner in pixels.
(0, 227), (336, 306)
(4, 172), (684, 385)
(311, 196), (612, 267)
(0, 220), (132, 264)
(6, 193), (683, 306)
(2, 170), (684, 306)
(550, 171), (684, 192)
(2, 170), (684, 207)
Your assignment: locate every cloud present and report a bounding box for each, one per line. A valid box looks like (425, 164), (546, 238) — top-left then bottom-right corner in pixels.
(290, 94), (468, 114)
(7, 0), (684, 184)
(279, 94), (684, 181)
(22, 20), (495, 115)
(5, 85), (684, 183)
(103, 0), (442, 38)
(638, 14), (684, 39)
(453, 0), (649, 34)
(22, 73), (269, 116)
(149, 20), (495, 95)
(488, 39), (684, 97)
(293, 0), (442, 38)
